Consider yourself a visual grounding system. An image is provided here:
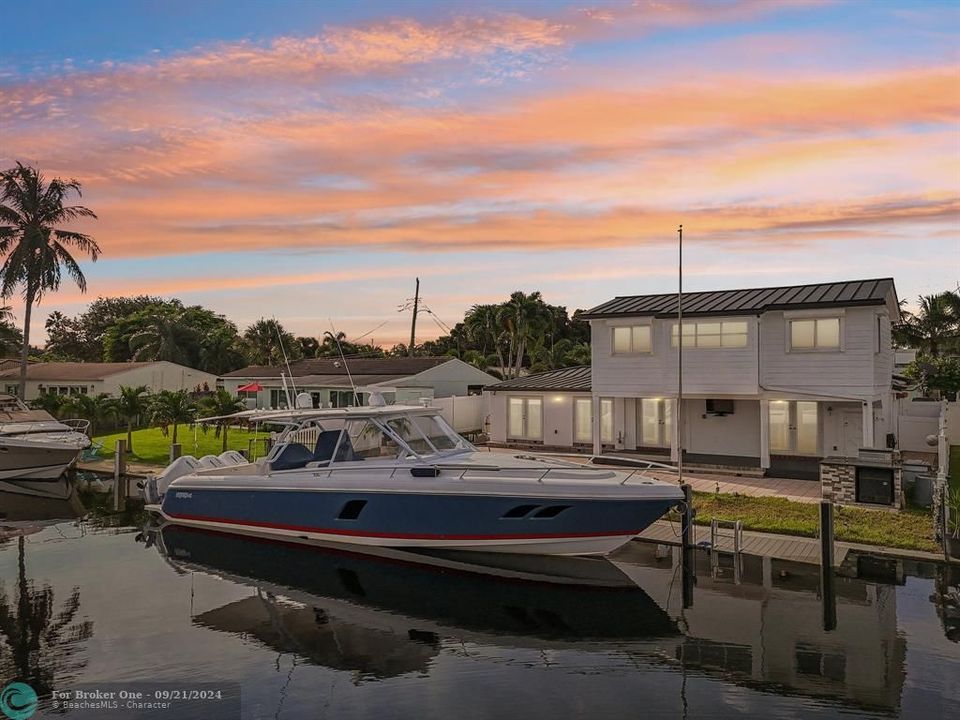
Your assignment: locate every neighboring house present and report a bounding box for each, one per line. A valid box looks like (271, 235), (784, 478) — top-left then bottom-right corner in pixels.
(221, 357), (498, 409)
(489, 278), (900, 479)
(0, 361), (218, 401)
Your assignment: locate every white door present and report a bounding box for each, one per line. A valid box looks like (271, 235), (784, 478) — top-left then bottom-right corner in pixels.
(840, 411), (862, 457)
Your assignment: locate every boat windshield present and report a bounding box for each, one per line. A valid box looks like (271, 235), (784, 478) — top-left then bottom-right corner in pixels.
(267, 412), (473, 471)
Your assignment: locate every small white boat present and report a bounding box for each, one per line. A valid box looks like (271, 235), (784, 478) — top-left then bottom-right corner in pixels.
(0, 394), (91, 480)
(144, 399), (683, 557)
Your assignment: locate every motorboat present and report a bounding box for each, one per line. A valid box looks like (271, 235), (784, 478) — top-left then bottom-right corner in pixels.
(0, 394), (91, 480)
(143, 399), (684, 556)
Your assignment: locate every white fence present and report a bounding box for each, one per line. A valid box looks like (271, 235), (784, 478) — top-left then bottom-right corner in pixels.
(896, 399), (943, 453)
(433, 394), (488, 434)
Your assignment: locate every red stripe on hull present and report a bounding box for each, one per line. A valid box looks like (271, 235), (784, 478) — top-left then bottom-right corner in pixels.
(166, 512), (638, 541)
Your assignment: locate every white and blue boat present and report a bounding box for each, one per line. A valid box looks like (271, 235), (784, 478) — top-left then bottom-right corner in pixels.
(144, 401), (683, 556)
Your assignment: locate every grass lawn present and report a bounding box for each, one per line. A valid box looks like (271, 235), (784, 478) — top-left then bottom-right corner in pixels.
(94, 425), (268, 465)
(674, 491), (939, 554)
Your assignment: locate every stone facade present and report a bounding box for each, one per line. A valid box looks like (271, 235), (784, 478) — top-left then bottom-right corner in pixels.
(820, 456), (903, 509)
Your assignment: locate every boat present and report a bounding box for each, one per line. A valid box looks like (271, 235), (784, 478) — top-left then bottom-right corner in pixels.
(0, 394), (91, 480)
(143, 398), (684, 556)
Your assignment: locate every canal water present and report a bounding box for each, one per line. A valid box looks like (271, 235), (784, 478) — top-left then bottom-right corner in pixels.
(1, 479), (958, 719)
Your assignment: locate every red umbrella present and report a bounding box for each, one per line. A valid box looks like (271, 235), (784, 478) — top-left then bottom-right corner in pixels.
(237, 382), (263, 392)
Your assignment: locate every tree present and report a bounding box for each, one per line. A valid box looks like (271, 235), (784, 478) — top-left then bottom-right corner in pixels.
(0, 163), (100, 399)
(60, 393), (116, 436)
(297, 335), (320, 358)
(894, 290), (960, 357)
(197, 389), (246, 452)
(497, 291), (550, 379)
(0, 304), (22, 357)
(242, 318), (301, 366)
(128, 307), (196, 364)
(29, 391), (65, 417)
(149, 389), (196, 446)
(903, 356), (960, 400)
(115, 385), (150, 454)
(200, 324), (246, 375)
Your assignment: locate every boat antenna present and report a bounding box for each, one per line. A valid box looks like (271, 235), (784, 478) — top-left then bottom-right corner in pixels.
(325, 324), (359, 406)
(677, 224), (684, 486)
(273, 316), (297, 407)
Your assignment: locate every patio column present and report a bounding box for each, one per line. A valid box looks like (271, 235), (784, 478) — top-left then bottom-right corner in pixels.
(592, 394), (602, 456)
(614, 397), (625, 449)
(862, 399), (875, 449)
(759, 399), (771, 470)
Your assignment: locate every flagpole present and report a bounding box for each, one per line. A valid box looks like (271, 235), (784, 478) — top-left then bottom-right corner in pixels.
(677, 223), (683, 485)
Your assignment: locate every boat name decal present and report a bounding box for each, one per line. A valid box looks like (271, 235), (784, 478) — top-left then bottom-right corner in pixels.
(175, 492), (193, 499)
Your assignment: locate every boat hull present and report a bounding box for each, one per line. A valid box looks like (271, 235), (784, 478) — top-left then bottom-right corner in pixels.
(0, 438), (85, 480)
(158, 486), (679, 556)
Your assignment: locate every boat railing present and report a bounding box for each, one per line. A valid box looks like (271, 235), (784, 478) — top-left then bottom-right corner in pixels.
(302, 459), (676, 485)
(61, 418), (92, 435)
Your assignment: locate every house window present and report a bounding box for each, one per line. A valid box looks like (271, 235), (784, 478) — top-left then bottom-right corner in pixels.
(331, 391), (361, 408)
(508, 397), (543, 440)
(789, 317), (840, 350)
(612, 325), (652, 354)
(769, 401), (819, 455)
(671, 321), (748, 348)
(639, 398), (672, 447)
(269, 389), (288, 409)
(4, 384), (18, 395)
(45, 385), (87, 396)
(573, 397), (614, 443)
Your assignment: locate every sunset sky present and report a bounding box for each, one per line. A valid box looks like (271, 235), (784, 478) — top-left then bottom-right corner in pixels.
(2, 0), (958, 347)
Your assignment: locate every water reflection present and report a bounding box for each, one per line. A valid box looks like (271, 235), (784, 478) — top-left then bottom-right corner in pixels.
(151, 524), (678, 682)
(933, 563), (960, 643)
(613, 545), (907, 713)
(0, 535), (94, 696)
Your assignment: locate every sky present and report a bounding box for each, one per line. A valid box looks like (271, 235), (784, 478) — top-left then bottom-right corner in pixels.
(1, 0), (958, 348)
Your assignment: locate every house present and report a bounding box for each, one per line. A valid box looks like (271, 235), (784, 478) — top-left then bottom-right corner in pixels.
(488, 278), (900, 479)
(0, 361), (219, 401)
(220, 357), (498, 409)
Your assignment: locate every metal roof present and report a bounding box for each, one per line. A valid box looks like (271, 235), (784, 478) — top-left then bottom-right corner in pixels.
(580, 278), (897, 319)
(222, 357), (452, 379)
(487, 366), (591, 392)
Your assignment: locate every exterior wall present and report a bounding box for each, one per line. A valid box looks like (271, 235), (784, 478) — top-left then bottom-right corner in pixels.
(394, 359), (498, 398)
(591, 316), (760, 397)
(487, 390), (591, 449)
(100, 362), (217, 396)
(684, 399), (761, 459)
(760, 307), (887, 400)
(20, 362), (217, 401)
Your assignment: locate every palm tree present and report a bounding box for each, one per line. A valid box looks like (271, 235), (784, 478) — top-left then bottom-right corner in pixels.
(129, 309), (195, 364)
(497, 291), (549, 379)
(199, 325), (245, 374)
(60, 393), (116, 436)
(29, 391), (65, 417)
(243, 318), (300, 365)
(0, 304), (23, 357)
(0, 536), (94, 699)
(149, 389), (196, 445)
(198, 389), (246, 452)
(115, 385), (149, 454)
(0, 163), (100, 399)
(894, 290), (960, 357)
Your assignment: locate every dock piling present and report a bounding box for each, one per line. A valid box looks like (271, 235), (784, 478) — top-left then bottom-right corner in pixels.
(170, 443), (182, 462)
(113, 439), (127, 511)
(680, 483), (695, 608)
(820, 499), (837, 631)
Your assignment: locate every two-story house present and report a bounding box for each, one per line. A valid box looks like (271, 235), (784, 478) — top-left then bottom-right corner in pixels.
(486, 278), (899, 479)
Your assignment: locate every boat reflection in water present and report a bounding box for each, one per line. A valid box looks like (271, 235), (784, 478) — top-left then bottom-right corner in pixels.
(152, 523), (679, 679)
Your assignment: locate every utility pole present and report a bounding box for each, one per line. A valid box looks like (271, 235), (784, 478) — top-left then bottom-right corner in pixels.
(408, 277), (420, 356)
(677, 224), (683, 485)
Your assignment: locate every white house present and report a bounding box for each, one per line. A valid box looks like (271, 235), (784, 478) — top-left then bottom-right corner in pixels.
(488, 278), (900, 479)
(0, 361), (218, 401)
(221, 357), (498, 409)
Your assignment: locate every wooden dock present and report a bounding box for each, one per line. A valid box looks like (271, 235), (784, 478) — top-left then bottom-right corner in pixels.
(637, 520), (851, 565)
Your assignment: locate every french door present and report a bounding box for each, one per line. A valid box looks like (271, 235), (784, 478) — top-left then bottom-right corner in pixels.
(639, 399), (672, 448)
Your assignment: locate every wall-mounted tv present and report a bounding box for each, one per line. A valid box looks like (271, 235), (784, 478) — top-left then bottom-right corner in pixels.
(705, 399), (735, 415)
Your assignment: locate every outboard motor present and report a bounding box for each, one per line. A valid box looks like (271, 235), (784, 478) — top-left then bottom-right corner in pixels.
(140, 455), (201, 503)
